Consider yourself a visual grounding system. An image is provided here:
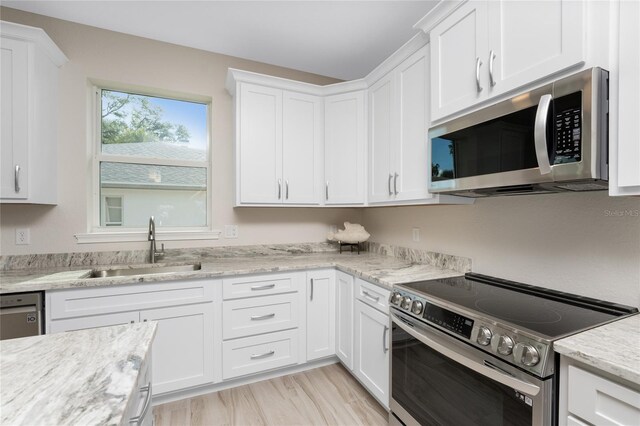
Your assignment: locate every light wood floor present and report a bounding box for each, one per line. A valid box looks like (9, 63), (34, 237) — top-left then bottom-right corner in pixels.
(153, 363), (389, 426)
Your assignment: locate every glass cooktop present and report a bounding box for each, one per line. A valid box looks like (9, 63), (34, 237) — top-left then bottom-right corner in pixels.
(398, 273), (637, 339)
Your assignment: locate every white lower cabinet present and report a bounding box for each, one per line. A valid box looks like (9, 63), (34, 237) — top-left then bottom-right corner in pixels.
(222, 329), (299, 380)
(140, 304), (214, 395)
(46, 280), (216, 396)
(354, 278), (391, 410)
(560, 357), (640, 426)
(306, 270), (336, 361)
(335, 271), (354, 369)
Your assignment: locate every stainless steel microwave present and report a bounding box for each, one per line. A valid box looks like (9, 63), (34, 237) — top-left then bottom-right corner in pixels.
(428, 68), (609, 197)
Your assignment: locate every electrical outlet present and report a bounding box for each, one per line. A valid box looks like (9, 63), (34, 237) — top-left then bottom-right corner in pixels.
(412, 228), (420, 242)
(16, 228), (30, 245)
(224, 225), (238, 239)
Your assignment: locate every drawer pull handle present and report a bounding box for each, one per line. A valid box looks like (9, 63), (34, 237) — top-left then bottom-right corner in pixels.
(363, 290), (380, 302)
(129, 382), (152, 425)
(251, 350), (275, 360)
(251, 283), (276, 291)
(250, 313), (275, 321)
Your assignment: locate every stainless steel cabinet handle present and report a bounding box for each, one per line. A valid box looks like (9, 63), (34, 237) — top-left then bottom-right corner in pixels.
(325, 181), (329, 201)
(383, 325), (389, 353)
(489, 50), (496, 87)
(285, 180), (289, 200)
(14, 165), (20, 193)
(277, 179), (282, 199)
(475, 57), (483, 93)
(310, 278), (314, 301)
(251, 283), (276, 291)
(362, 290), (380, 302)
(388, 174), (393, 196)
(534, 94), (553, 175)
(251, 350), (275, 360)
(129, 382), (152, 425)
(394, 173), (398, 195)
(250, 313), (276, 321)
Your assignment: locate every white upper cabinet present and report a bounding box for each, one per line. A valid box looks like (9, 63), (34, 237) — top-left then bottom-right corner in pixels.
(282, 91), (322, 204)
(368, 46), (434, 203)
(232, 77), (322, 206)
(324, 91), (366, 205)
(610, 0), (640, 196)
(368, 74), (395, 203)
(429, 0), (585, 122)
(238, 83), (283, 204)
(0, 21), (67, 204)
(430, 2), (489, 121)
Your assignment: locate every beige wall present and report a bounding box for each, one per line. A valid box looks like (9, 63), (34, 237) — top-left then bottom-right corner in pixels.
(361, 192), (640, 307)
(0, 7), (362, 255)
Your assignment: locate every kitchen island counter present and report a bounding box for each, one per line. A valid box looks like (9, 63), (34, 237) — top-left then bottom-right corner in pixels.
(0, 322), (157, 425)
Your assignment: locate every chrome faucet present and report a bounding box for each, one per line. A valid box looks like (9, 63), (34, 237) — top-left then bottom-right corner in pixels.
(148, 216), (165, 263)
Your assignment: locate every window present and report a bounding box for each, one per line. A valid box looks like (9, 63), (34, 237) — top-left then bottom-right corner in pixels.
(94, 88), (210, 231)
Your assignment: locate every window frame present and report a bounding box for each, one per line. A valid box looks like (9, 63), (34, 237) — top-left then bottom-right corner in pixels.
(76, 84), (220, 244)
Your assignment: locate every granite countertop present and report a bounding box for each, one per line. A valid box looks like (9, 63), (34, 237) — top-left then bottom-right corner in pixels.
(0, 250), (466, 294)
(0, 322), (157, 425)
(555, 314), (640, 385)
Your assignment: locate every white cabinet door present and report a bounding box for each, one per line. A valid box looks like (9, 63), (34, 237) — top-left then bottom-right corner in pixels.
(335, 271), (354, 370)
(0, 37), (29, 199)
(354, 300), (390, 409)
(282, 91), (322, 204)
(368, 74), (395, 202)
(238, 83), (283, 204)
(306, 270), (335, 361)
(488, 0), (584, 96)
(47, 311), (140, 334)
(324, 91), (366, 204)
(430, 1), (489, 121)
(611, 0), (640, 195)
(395, 46), (431, 201)
(140, 303), (214, 395)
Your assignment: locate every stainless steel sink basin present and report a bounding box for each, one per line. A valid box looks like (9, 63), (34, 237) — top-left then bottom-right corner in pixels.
(89, 263), (201, 278)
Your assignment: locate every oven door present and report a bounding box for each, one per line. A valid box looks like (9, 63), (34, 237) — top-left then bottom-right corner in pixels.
(390, 310), (554, 426)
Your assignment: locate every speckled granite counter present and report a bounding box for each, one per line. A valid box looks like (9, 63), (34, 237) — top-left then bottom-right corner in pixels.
(0, 244), (470, 294)
(555, 314), (640, 385)
(0, 322), (157, 425)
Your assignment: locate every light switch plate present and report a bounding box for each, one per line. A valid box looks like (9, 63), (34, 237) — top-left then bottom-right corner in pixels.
(16, 228), (30, 245)
(412, 228), (420, 242)
(224, 225), (238, 239)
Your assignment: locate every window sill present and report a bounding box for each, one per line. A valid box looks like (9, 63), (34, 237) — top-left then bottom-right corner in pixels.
(75, 230), (222, 244)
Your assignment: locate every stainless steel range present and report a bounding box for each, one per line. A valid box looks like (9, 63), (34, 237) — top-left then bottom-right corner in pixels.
(388, 273), (637, 426)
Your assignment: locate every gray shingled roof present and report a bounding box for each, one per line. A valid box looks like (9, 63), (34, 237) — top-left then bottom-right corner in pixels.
(101, 143), (207, 190)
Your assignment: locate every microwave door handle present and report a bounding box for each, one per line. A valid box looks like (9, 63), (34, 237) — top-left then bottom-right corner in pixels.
(534, 94), (553, 175)
(391, 312), (541, 397)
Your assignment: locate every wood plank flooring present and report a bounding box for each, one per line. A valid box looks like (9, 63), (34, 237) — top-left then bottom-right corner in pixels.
(153, 363), (389, 426)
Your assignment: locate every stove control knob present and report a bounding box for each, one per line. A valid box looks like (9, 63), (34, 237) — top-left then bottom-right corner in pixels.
(401, 296), (412, 310)
(411, 300), (424, 315)
(491, 335), (515, 355)
(514, 343), (540, 367)
(477, 326), (492, 346)
(389, 292), (403, 306)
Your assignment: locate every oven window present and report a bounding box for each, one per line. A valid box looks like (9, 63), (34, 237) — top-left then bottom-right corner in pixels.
(392, 324), (533, 425)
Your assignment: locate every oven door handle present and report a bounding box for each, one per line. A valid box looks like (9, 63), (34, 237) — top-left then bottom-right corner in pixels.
(391, 312), (541, 396)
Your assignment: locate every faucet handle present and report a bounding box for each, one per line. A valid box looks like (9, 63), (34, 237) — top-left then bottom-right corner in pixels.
(160, 243), (165, 253)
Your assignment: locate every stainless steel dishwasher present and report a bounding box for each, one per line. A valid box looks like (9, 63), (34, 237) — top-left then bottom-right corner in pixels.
(0, 292), (44, 340)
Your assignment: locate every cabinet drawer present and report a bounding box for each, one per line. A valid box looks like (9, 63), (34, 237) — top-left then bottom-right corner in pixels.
(223, 293), (299, 339)
(355, 279), (390, 313)
(222, 273), (300, 300)
(48, 280), (215, 320)
(222, 329), (299, 380)
(568, 365), (640, 425)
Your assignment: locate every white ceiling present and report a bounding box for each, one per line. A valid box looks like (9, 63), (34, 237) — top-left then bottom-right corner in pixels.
(3, 1), (439, 80)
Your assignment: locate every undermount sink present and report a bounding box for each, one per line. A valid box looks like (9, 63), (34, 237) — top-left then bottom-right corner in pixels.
(88, 263), (202, 278)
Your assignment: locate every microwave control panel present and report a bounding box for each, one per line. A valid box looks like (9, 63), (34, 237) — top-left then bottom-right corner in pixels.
(553, 92), (582, 164)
